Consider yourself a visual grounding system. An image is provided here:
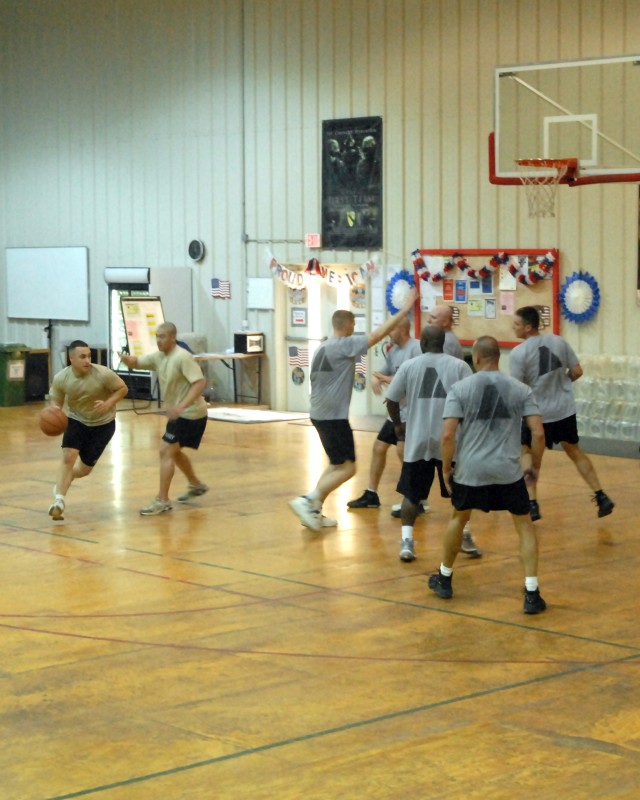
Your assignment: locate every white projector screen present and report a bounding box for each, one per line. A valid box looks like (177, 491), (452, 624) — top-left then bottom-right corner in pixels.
(6, 246), (89, 321)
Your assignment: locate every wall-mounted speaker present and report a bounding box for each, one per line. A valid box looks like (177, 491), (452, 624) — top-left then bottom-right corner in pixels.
(25, 350), (50, 402)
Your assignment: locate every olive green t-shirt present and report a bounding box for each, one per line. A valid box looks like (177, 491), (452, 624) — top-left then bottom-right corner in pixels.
(50, 364), (126, 426)
(137, 346), (207, 420)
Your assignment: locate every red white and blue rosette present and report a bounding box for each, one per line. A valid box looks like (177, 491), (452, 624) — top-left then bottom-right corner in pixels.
(386, 270), (415, 314)
(559, 271), (600, 324)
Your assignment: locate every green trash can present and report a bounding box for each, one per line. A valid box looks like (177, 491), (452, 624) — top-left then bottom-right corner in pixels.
(0, 344), (29, 406)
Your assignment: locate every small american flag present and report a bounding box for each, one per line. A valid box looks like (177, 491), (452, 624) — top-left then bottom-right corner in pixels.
(288, 345), (309, 367)
(355, 353), (367, 375)
(211, 278), (231, 299)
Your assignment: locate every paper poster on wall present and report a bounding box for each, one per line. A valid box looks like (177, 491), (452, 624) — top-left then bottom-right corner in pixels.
(500, 292), (515, 315)
(291, 308), (307, 327)
(442, 280), (454, 301)
(485, 298), (497, 319)
(455, 281), (468, 303)
(468, 299), (484, 317)
(321, 116), (382, 249)
(499, 265), (518, 290)
(121, 296), (165, 358)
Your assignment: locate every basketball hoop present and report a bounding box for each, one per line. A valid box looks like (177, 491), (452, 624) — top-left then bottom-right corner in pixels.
(515, 158), (578, 218)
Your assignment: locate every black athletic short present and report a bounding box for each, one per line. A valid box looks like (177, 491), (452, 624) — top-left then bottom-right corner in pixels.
(61, 418), (116, 467)
(396, 459), (450, 505)
(521, 414), (579, 450)
(451, 477), (530, 515)
(311, 418), (356, 465)
(377, 419), (399, 446)
(163, 416), (207, 449)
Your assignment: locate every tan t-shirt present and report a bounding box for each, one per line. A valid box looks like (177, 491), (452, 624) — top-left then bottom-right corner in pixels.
(50, 364), (126, 426)
(137, 346), (207, 420)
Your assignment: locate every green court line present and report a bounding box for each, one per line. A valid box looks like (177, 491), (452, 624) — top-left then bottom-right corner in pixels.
(47, 650), (640, 799)
(126, 546), (640, 655)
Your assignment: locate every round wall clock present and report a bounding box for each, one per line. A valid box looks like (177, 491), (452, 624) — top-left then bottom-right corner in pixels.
(188, 239), (205, 262)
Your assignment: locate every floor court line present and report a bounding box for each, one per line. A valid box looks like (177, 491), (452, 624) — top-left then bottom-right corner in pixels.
(46, 650), (640, 800)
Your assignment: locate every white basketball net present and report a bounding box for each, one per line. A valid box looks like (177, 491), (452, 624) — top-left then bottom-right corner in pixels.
(517, 162), (569, 218)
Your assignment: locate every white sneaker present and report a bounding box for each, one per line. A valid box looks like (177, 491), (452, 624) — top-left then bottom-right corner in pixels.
(140, 498), (173, 516)
(48, 498), (65, 520)
(177, 483), (209, 502)
(289, 496), (322, 531)
(399, 538), (416, 562)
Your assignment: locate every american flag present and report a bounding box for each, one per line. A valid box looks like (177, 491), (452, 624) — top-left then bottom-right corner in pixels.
(288, 345), (309, 367)
(211, 278), (231, 299)
(355, 353), (367, 375)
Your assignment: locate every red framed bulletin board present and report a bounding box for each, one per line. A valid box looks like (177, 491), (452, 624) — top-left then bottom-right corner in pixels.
(412, 248), (560, 347)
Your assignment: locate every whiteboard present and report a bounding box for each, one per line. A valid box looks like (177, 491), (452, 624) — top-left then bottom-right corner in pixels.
(121, 296), (165, 358)
(6, 247), (89, 321)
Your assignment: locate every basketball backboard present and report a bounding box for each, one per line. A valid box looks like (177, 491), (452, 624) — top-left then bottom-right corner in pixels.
(491, 54), (640, 186)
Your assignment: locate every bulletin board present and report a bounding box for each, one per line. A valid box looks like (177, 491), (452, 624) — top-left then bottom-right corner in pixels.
(120, 296), (165, 358)
(413, 249), (560, 347)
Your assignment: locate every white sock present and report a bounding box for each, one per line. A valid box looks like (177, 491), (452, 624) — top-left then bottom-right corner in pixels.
(367, 487), (378, 494)
(440, 563), (453, 577)
(305, 490), (321, 508)
(401, 525), (413, 541)
(525, 577), (538, 592)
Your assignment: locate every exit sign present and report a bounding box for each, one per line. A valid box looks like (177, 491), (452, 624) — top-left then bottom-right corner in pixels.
(305, 233), (321, 248)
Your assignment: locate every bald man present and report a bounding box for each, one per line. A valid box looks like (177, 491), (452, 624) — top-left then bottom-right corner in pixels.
(425, 305), (464, 360)
(120, 322), (209, 515)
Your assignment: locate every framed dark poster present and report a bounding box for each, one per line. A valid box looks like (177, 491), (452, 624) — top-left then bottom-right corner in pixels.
(322, 116), (382, 250)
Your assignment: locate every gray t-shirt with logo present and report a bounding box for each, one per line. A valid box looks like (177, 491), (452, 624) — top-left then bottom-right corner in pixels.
(443, 370), (539, 486)
(444, 330), (464, 360)
(310, 334), (369, 420)
(509, 334), (578, 423)
(386, 353), (472, 462)
(380, 338), (422, 422)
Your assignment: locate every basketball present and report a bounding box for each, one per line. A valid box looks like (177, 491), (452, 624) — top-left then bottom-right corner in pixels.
(39, 406), (69, 437)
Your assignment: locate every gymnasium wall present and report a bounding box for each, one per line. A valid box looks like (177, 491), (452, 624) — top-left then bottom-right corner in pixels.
(1, 0), (639, 407)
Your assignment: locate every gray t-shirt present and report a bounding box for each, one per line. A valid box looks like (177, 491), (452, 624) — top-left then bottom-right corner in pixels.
(380, 338), (422, 422)
(509, 334), (578, 423)
(386, 353), (472, 462)
(443, 370), (540, 486)
(309, 334), (369, 420)
(444, 330), (464, 360)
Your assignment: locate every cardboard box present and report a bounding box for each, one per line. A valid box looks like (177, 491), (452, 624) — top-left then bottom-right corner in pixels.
(234, 332), (264, 354)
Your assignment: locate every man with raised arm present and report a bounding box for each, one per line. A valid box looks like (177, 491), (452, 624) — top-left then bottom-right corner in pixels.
(288, 288), (418, 531)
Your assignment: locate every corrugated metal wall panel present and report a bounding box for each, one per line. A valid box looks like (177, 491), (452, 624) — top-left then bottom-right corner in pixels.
(1, 0), (639, 366)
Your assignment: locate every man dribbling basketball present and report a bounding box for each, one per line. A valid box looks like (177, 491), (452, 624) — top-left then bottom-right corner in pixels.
(47, 340), (128, 520)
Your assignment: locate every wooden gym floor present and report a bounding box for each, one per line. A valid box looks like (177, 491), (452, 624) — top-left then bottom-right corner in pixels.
(1, 401), (639, 799)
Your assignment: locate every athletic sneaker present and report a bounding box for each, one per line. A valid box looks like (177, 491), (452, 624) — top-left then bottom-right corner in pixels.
(347, 489), (380, 509)
(523, 588), (547, 615)
(302, 514), (337, 529)
(177, 483), (209, 502)
(140, 498), (173, 516)
(428, 570), (453, 599)
(529, 499), (541, 522)
(390, 502), (429, 519)
(461, 531), (482, 558)
(289, 496), (322, 531)
(594, 492), (614, 518)
(399, 538), (416, 562)
(48, 498), (65, 521)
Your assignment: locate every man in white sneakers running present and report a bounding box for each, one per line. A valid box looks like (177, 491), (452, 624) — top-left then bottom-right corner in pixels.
(289, 288), (418, 531)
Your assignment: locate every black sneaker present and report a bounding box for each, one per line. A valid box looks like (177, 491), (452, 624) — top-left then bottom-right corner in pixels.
(529, 499), (541, 522)
(347, 489), (380, 509)
(594, 492), (614, 518)
(390, 502), (427, 518)
(428, 571), (453, 599)
(523, 588), (547, 615)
